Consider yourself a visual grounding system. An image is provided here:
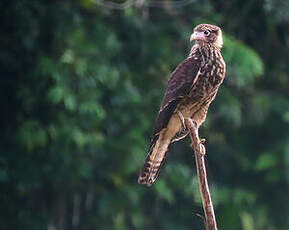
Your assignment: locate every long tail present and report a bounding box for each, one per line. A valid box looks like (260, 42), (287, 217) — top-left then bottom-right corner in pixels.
(138, 134), (170, 186)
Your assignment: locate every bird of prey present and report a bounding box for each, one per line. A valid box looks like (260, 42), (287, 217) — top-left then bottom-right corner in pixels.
(138, 24), (226, 186)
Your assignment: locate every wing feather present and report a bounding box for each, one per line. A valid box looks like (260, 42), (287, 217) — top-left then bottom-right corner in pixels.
(153, 57), (201, 135)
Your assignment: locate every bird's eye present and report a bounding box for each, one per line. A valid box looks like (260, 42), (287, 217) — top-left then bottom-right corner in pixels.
(204, 30), (210, 36)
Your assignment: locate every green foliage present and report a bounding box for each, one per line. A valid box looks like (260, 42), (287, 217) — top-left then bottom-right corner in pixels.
(1, 0), (289, 230)
(223, 35), (264, 87)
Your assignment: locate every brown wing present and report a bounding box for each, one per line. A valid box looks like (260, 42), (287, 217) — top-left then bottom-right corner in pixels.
(153, 57), (201, 136)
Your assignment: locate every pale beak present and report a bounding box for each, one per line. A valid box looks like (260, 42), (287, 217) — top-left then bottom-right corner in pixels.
(190, 31), (205, 42)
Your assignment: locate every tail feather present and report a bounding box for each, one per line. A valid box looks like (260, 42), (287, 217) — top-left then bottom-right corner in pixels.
(138, 134), (169, 186)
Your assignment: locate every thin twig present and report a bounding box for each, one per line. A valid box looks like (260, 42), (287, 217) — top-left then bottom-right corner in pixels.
(92, 0), (135, 10)
(185, 118), (218, 230)
(92, 0), (196, 10)
(147, 0), (196, 8)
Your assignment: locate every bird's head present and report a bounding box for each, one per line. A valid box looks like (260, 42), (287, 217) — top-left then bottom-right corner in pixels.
(190, 24), (223, 49)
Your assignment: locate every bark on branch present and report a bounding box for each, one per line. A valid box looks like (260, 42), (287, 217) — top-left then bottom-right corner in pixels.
(185, 118), (218, 230)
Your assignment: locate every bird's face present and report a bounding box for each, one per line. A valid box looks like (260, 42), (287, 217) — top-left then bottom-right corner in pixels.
(190, 24), (223, 48)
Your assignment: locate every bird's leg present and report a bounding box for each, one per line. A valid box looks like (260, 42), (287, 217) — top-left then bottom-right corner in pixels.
(185, 118), (206, 155)
(190, 120), (205, 144)
(177, 111), (186, 129)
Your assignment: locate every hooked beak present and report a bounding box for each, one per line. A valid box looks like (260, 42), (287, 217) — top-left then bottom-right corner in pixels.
(190, 31), (205, 42)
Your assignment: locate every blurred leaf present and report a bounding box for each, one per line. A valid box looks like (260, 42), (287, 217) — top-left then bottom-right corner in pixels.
(240, 212), (254, 230)
(61, 49), (75, 64)
(131, 211), (145, 228)
(47, 86), (65, 103)
(154, 180), (175, 204)
(18, 121), (48, 151)
(219, 204), (240, 230)
(223, 35), (264, 87)
(256, 153), (278, 171)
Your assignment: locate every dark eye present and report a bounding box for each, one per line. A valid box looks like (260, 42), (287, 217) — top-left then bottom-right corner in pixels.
(204, 30), (210, 36)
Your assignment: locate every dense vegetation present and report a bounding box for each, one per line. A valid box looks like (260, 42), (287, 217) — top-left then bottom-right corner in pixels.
(1, 0), (289, 229)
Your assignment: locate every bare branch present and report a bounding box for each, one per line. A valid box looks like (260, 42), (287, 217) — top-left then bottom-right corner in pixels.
(92, 0), (136, 10)
(185, 118), (218, 230)
(92, 0), (196, 10)
(148, 0), (196, 8)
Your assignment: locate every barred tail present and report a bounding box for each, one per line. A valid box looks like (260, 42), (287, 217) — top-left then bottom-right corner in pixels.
(138, 134), (170, 186)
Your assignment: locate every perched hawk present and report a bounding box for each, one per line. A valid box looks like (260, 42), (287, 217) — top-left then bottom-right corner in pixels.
(138, 24), (226, 186)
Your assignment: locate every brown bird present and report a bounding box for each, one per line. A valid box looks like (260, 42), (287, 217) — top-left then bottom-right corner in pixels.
(138, 24), (226, 186)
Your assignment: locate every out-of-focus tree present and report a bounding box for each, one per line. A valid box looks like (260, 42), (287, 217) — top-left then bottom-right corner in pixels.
(0, 0), (289, 230)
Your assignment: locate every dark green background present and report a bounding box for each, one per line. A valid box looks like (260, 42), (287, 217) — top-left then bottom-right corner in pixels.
(1, 0), (289, 229)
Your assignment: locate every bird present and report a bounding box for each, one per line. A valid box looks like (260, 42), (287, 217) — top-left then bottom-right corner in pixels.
(138, 24), (226, 186)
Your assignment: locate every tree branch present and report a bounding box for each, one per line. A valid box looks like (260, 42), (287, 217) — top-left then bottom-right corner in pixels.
(92, 0), (196, 10)
(185, 118), (218, 230)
